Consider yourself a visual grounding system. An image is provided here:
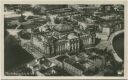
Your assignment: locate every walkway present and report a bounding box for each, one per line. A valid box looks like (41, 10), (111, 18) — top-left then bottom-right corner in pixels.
(107, 30), (124, 63)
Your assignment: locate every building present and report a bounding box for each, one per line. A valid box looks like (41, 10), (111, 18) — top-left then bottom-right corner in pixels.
(56, 55), (83, 76)
(54, 51), (105, 76)
(22, 15), (96, 57)
(96, 27), (110, 40)
(55, 40), (69, 55)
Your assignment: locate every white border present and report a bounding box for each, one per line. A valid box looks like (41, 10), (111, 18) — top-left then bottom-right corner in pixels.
(0, 0), (128, 79)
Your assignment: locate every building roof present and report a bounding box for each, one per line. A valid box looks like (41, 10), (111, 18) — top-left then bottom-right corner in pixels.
(78, 52), (89, 59)
(52, 31), (68, 40)
(70, 55), (80, 61)
(64, 58), (86, 71)
(40, 59), (55, 69)
(82, 62), (94, 69)
(67, 33), (78, 39)
(56, 55), (69, 62)
(38, 23), (51, 32)
(54, 24), (73, 32)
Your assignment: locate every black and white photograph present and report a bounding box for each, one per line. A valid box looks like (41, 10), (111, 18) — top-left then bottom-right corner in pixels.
(4, 4), (124, 76)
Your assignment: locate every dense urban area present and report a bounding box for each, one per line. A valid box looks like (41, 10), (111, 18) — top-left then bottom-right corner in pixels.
(4, 4), (124, 76)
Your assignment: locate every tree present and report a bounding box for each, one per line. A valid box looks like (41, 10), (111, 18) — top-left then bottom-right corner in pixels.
(5, 4), (32, 22)
(17, 5), (32, 22)
(32, 5), (46, 15)
(54, 17), (61, 24)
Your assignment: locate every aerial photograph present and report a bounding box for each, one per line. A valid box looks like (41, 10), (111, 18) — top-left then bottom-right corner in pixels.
(4, 4), (124, 76)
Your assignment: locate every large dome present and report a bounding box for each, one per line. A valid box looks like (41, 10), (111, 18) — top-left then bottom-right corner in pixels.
(54, 24), (73, 32)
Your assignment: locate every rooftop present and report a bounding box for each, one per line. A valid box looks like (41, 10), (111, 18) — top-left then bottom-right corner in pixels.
(54, 24), (73, 32)
(67, 33), (78, 39)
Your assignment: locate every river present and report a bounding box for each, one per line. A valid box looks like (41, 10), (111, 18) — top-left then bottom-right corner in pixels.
(4, 31), (34, 71)
(112, 32), (124, 60)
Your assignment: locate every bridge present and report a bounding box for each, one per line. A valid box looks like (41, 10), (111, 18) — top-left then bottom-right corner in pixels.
(107, 30), (124, 63)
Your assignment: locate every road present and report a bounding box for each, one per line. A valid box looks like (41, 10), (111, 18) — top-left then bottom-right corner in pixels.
(95, 30), (124, 63)
(107, 30), (124, 63)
